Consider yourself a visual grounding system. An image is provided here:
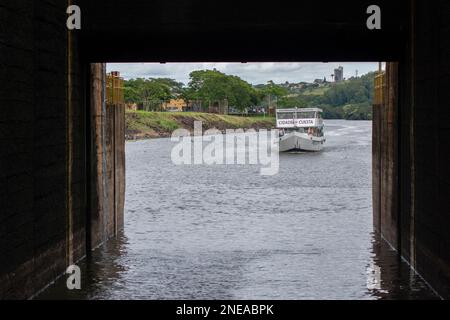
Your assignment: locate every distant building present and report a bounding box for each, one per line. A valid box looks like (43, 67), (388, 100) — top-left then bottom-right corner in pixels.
(334, 66), (344, 82)
(313, 78), (327, 85)
(162, 99), (185, 112)
(126, 103), (138, 111)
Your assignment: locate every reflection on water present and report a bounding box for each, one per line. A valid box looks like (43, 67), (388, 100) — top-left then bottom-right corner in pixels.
(367, 234), (438, 299)
(37, 120), (438, 300)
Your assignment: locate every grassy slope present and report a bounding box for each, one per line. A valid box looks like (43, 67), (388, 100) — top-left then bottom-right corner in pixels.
(301, 86), (330, 96)
(126, 111), (275, 139)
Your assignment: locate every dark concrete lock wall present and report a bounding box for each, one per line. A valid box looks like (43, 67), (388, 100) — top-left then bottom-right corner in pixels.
(0, 1), (124, 299)
(375, 1), (450, 299)
(0, 0), (86, 298)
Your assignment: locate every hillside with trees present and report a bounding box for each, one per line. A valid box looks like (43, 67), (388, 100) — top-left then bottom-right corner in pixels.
(123, 69), (376, 120)
(277, 72), (376, 120)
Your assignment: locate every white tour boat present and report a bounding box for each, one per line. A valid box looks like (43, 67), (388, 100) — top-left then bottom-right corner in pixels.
(276, 108), (326, 152)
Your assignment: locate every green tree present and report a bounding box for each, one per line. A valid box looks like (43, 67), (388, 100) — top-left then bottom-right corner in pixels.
(124, 78), (176, 105)
(185, 69), (258, 111)
(261, 81), (288, 100)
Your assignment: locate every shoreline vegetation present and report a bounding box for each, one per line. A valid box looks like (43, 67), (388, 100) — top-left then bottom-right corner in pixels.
(125, 111), (276, 140)
(123, 69), (375, 128)
(125, 110), (372, 141)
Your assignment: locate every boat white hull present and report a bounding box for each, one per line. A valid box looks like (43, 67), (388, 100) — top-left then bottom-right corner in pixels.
(279, 132), (325, 152)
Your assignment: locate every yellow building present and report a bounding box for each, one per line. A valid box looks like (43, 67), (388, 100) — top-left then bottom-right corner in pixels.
(162, 99), (185, 112)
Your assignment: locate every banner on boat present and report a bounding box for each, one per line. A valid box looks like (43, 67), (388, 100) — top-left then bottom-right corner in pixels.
(276, 118), (323, 128)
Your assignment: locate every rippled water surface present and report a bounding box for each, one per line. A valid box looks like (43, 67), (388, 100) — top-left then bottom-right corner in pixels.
(38, 120), (438, 300)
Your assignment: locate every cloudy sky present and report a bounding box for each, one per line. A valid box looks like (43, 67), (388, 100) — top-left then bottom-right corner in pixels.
(107, 62), (379, 85)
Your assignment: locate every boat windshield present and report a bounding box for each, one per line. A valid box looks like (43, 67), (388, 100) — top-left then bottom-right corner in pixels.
(276, 111), (321, 119)
(296, 111), (316, 119)
(277, 112), (295, 119)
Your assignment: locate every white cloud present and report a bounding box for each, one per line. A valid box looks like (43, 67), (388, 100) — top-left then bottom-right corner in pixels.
(107, 62), (379, 85)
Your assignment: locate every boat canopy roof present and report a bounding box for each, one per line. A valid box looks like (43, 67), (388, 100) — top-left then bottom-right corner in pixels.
(276, 108), (323, 113)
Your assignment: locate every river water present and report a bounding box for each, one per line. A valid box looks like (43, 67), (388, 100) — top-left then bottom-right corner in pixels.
(38, 120), (438, 300)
